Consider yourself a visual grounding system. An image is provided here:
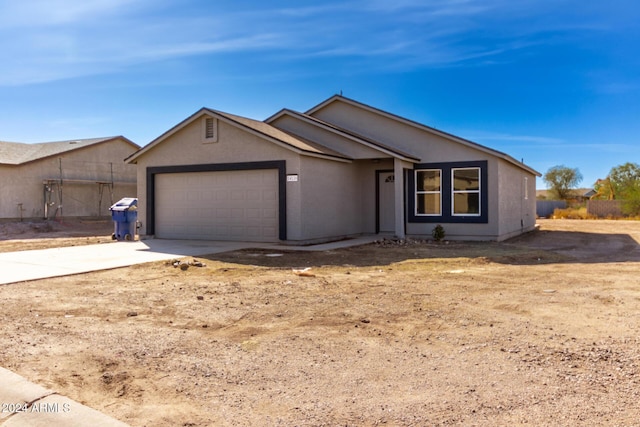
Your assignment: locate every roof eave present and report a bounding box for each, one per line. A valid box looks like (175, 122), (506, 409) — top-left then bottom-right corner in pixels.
(212, 109), (352, 162)
(267, 109), (420, 163)
(125, 108), (352, 165)
(2, 136), (138, 166)
(126, 109), (209, 164)
(306, 95), (541, 176)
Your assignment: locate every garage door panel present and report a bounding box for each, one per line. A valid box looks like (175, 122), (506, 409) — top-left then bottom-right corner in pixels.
(215, 207), (230, 219)
(262, 190), (277, 201)
(263, 208), (276, 219)
(230, 208), (245, 222)
(246, 208), (260, 219)
(155, 169), (278, 242)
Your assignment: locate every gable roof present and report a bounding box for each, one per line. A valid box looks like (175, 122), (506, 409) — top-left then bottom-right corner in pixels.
(0, 136), (138, 166)
(125, 108), (352, 164)
(306, 95), (541, 176)
(126, 96), (542, 177)
(213, 110), (350, 160)
(265, 108), (420, 162)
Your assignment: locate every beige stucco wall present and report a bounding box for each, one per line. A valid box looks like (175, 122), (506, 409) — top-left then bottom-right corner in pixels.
(0, 138), (137, 219)
(290, 157), (395, 241)
(313, 100), (500, 239)
(133, 103), (538, 242)
(312, 100), (538, 241)
(297, 156), (358, 240)
(496, 160), (538, 240)
(132, 114), (395, 242)
(132, 115), (305, 238)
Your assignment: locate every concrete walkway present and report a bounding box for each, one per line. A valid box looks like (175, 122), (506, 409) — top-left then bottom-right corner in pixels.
(0, 367), (128, 426)
(0, 235), (381, 286)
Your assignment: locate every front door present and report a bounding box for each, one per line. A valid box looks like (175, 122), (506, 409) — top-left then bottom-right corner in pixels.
(378, 171), (395, 233)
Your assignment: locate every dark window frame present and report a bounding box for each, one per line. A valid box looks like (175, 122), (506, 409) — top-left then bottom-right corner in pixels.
(407, 160), (488, 224)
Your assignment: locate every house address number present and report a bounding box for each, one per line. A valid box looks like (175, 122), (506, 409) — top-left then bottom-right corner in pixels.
(287, 174), (299, 182)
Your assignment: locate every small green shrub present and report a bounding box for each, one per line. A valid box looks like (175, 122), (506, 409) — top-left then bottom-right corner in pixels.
(622, 188), (640, 216)
(432, 224), (445, 241)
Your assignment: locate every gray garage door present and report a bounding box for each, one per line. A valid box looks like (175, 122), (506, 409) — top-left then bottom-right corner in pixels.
(155, 169), (278, 242)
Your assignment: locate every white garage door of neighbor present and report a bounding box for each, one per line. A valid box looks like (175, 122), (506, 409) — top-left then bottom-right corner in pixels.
(155, 169), (279, 242)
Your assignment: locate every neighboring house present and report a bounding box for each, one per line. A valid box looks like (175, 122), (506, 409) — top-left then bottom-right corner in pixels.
(126, 96), (540, 243)
(0, 137), (139, 220)
(536, 188), (596, 202)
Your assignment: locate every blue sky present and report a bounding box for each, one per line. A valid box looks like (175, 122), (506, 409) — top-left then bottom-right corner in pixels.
(1, 0), (638, 188)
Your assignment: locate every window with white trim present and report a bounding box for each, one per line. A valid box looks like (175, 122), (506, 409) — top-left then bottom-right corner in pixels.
(202, 116), (218, 143)
(452, 167), (480, 215)
(409, 161), (487, 224)
(415, 169), (441, 215)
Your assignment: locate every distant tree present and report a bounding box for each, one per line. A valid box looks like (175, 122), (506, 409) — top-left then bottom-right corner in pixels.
(543, 165), (583, 200)
(609, 162), (640, 198)
(592, 163), (640, 215)
(623, 185), (640, 216)
(610, 162), (640, 215)
(592, 177), (616, 200)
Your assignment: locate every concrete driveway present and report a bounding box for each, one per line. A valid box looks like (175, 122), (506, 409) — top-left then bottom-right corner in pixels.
(0, 236), (380, 286)
(0, 239), (269, 286)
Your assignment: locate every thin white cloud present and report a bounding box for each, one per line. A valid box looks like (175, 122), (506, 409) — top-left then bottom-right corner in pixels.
(470, 131), (636, 155)
(467, 131), (565, 145)
(364, 0), (485, 13)
(0, 2), (288, 86)
(95, 34), (285, 63)
(0, 0), (138, 27)
(0, 0), (623, 86)
(276, 3), (353, 17)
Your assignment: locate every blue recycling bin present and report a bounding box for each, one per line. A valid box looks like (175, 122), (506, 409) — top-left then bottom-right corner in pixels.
(110, 198), (138, 241)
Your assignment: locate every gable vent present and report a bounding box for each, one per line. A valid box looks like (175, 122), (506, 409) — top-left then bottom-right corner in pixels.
(202, 116), (218, 143)
(205, 118), (215, 138)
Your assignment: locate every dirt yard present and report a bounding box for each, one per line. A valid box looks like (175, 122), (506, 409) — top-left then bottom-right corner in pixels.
(0, 218), (114, 252)
(0, 219), (639, 426)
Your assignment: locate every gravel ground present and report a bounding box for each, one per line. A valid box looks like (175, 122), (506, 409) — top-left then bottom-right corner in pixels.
(0, 219), (639, 426)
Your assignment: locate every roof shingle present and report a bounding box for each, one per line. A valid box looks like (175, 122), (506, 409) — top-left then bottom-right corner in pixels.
(0, 137), (124, 165)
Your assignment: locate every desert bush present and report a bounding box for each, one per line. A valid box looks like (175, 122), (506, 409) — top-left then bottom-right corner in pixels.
(552, 207), (596, 219)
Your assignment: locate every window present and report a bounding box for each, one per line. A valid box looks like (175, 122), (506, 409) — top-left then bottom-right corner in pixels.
(202, 116), (218, 143)
(408, 161), (487, 224)
(415, 169), (441, 215)
(524, 177), (529, 200)
(452, 168), (480, 215)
